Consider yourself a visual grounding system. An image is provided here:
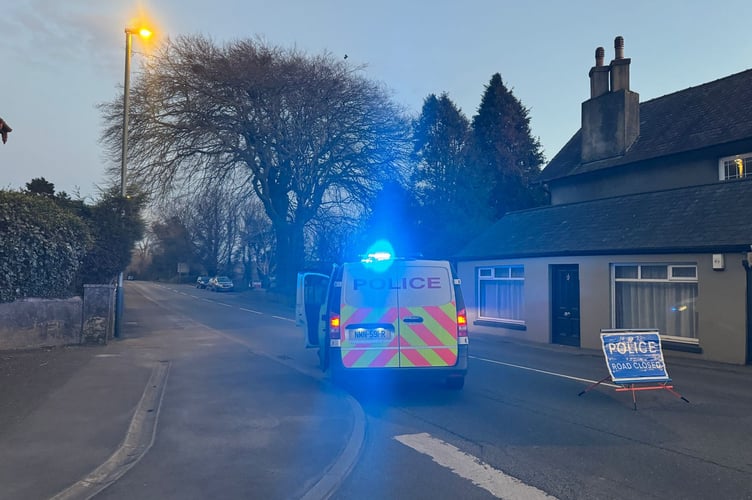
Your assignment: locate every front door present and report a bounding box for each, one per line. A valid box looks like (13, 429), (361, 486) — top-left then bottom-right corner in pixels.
(551, 265), (580, 347)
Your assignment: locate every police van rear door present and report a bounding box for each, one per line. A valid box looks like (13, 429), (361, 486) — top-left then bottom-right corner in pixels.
(296, 272), (330, 348)
(339, 260), (458, 369)
(339, 261), (401, 368)
(396, 261), (459, 368)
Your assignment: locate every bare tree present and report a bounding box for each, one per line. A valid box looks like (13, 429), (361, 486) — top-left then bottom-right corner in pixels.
(128, 234), (154, 278)
(185, 181), (242, 276)
(237, 197), (275, 287)
(100, 35), (409, 291)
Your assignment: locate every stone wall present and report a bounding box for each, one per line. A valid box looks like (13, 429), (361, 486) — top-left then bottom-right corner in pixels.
(0, 285), (116, 350)
(0, 297), (83, 350)
(82, 285), (115, 344)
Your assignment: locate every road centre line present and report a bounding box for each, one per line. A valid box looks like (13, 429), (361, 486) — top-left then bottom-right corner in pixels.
(471, 356), (619, 389)
(240, 307), (263, 314)
(394, 433), (556, 499)
(272, 315), (295, 322)
(181, 289), (291, 320)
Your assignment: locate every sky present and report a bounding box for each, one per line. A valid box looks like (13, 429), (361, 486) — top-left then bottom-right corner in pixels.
(2, 0), (752, 200)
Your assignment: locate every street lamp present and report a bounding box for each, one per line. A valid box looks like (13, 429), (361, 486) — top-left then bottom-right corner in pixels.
(115, 25), (152, 338)
(121, 26), (152, 197)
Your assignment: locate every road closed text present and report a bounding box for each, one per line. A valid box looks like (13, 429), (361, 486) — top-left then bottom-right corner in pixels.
(609, 360), (665, 371)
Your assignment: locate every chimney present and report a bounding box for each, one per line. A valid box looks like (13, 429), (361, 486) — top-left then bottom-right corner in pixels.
(610, 36), (630, 91)
(581, 36), (640, 163)
(589, 47), (609, 98)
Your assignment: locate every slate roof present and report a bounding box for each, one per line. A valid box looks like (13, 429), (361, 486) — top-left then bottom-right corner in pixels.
(541, 68), (752, 182)
(455, 178), (752, 260)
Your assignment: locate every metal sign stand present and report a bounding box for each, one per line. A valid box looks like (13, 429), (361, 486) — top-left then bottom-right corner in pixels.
(579, 377), (688, 410)
(614, 381), (688, 410)
(579, 329), (690, 410)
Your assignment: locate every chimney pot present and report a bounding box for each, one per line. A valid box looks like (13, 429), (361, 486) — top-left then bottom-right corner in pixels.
(614, 36), (625, 59)
(589, 46), (610, 98)
(595, 47), (605, 67)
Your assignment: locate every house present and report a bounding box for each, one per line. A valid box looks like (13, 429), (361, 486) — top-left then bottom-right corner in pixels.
(455, 36), (752, 365)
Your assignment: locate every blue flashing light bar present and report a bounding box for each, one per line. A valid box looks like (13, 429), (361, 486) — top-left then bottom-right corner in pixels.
(362, 251), (393, 263)
(360, 240), (395, 271)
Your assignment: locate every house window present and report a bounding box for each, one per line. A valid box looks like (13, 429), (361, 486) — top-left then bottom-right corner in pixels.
(719, 154), (751, 180)
(612, 263), (698, 340)
(477, 265), (525, 323)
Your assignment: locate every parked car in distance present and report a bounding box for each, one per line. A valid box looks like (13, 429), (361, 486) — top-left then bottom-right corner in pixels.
(208, 276), (234, 292)
(196, 276), (210, 289)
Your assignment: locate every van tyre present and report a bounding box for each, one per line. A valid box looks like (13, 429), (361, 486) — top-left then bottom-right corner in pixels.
(445, 376), (465, 390)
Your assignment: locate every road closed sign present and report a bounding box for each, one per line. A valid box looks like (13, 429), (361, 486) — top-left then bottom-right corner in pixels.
(600, 330), (669, 384)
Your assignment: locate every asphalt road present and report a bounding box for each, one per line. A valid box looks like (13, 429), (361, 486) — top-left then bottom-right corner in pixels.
(2, 281), (751, 499)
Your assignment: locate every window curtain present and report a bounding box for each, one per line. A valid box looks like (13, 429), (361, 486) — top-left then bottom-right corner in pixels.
(480, 281), (524, 321)
(615, 282), (697, 338)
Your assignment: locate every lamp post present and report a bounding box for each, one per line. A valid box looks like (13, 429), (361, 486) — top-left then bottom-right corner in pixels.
(115, 26), (152, 338)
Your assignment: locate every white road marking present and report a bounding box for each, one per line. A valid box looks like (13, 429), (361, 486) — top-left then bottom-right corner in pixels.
(394, 433), (556, 500)
(177, 286), (294, 321)
(471, 356), (619, 389)
(272, 315), (294, 322)
(240, 308), (263, 314)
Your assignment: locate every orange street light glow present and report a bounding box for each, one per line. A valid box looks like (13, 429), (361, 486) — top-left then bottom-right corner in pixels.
(126, 26), (153, 39)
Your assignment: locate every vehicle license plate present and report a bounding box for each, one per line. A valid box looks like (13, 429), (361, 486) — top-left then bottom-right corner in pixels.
(349, 327), (393, 342)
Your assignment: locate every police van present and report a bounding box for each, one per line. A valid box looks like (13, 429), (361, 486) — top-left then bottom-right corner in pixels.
(296, 251), (469, 389)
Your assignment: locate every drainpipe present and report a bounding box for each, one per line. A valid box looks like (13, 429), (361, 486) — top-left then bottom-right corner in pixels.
(744, 252), (752, 364)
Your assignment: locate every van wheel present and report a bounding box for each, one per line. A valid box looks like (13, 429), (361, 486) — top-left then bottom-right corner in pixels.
(445, 376), (465, 390)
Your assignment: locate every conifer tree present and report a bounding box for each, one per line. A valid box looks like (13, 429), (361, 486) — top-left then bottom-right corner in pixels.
(470, 73), (546, 219)
(411, 93), (493, 258)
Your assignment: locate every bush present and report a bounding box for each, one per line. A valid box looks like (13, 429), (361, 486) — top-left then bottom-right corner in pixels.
(0, 191), (92, 302)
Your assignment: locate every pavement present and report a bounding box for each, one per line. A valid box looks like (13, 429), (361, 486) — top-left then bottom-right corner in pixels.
(0, 284), (362, 500)
(0, 341), (157, 500)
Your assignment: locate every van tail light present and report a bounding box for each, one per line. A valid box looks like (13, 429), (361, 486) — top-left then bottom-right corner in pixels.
(457, 308), (468, 337)
(329, 314), (341, 340)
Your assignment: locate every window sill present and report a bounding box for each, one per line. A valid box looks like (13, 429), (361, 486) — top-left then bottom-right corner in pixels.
(473, 319), (527, 331)
(662, 340), (703, 354)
